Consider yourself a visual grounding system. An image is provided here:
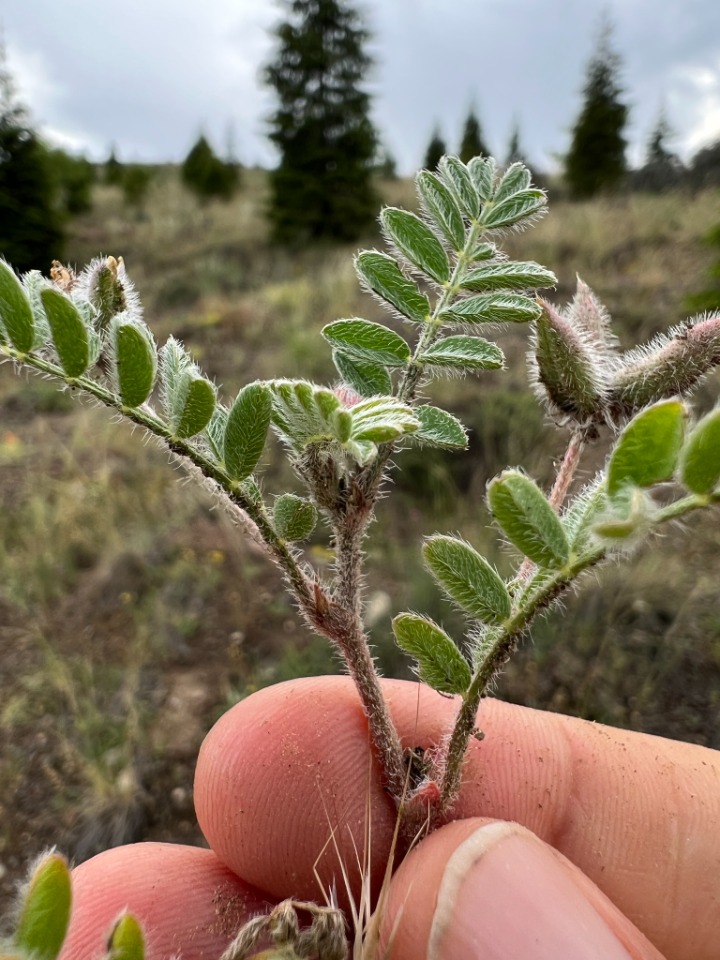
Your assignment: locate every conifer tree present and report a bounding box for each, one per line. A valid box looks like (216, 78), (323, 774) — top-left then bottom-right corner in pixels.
(458, 106), (490, 163)
(565, 20), (628, 199)
(635, 110), (683, 193)
(181, 134), (238, 203)
(423, 127), (447, 170)
(0, 43), (63, 272)
(264, 0), (378, 244)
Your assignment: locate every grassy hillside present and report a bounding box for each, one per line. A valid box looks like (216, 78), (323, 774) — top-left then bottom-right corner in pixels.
(1, 169), (719, 903)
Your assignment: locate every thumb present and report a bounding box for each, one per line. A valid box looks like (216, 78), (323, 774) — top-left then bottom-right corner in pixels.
(381, 819), (665, 960)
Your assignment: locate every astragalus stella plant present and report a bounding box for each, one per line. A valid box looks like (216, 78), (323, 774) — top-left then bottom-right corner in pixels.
(2, 155), (720, 959)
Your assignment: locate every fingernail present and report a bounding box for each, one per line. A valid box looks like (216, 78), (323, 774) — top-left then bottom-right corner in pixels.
(429, 822), (633, 959)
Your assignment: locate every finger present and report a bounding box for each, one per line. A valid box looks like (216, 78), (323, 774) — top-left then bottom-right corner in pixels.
(380, 818), (665, 960)
(195, 676), (720, 960)
(59, 842), (272, 960)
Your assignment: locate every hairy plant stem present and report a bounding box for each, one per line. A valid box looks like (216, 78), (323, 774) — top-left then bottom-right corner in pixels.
(436, 483), (718, 816)
(322, 218), (491, 807)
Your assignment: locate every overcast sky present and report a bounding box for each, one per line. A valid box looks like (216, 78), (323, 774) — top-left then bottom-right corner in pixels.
(2, 0), (720, 173)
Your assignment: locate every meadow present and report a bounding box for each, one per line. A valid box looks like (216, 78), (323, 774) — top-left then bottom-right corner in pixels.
(1, 169), (719, 906)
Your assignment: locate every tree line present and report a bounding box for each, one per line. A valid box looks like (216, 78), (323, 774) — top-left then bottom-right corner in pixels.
(1, 0), (719, 289)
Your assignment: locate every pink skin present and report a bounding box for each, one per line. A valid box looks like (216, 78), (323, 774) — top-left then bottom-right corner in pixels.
(62, 677), (720, 960)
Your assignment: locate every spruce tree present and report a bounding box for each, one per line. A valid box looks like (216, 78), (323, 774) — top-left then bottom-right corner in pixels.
(458, 107), (490, 163)
(423, 128), (447, 170)
(0, 44), (63, 272)
(635, 111), (683, 193)
(181, 134), (238, 203)
(264, 0), (378, 244)
(565, 21), (628, 199)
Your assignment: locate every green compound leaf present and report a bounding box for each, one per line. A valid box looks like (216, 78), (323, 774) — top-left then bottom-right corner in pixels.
(482, 189), (546, 230)
(423, 534), (511, 624)
(174, 373), (217, 439)
(0, 260), (35, 353)
(412, 405), (468, 449)
(392, 613), (471, 695)
(460, 261), (557, 293)
(416, 171), (465, 250)
(41, 288), (90, 378)
(14, 853), (72, 960)
(273, 494), (318, 542)
(467, 156), (497, 201)
(493, 162), (532, 204)
(607, 399), (686, 497)
(680, 409), (720, 495)
(442, 293), (541, 325)
(350, 396), (419, 443)
(224, 382), (272, 481)
(105, 913), (145, 960)
(322, 318), (411, 367)
(380, 207), (450, 284)
(487, 470), (569, 568)
(112, 318), (157, 407)
(333, 350), (393, 398)
(438, 156), (480, 219)
(418, 335), (504, 371)
(355, 251), (431, 324)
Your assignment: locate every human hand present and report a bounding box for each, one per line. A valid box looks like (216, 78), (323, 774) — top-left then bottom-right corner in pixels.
(60, 677), (720, 959)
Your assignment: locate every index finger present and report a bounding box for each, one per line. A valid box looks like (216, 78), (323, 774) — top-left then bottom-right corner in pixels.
(195, 676), (720, 960)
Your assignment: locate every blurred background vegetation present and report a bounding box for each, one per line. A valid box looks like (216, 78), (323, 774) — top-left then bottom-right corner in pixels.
(1, 0), (719, 908)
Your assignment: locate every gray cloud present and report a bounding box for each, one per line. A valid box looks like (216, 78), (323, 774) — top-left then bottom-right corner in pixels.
(3, 0), (719, 172)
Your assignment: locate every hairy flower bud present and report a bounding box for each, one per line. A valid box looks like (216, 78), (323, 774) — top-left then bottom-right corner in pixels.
(609, 313), (720, 420)
(529, 296), (609, 427)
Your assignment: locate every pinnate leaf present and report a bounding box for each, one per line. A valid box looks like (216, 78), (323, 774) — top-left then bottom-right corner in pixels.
(105, 913), (145, 960)
(0, 260), (34, 353)
(273, 494), (318, 542)
(423, 535), (511, 624)
(413, 405), (468, 449)
(14, 853), (71, 960)
(418, 335), (504, 371)
(112, 318), (157, 407)
(487, 470), (569, 568)
(680, 408), (720, 495)
(460, 261), (557, 293)
(322, 318), (410, 367)
(416, 171), (465, 250)
(41, 288), (90, 378)
(380, 207), (450, 284)
(607, 399), (686, 496)
(392, 613), (471, 695)
(224, 382), (272, 481)
(333, 350), (392, 397)
(355, 251), (430, 323)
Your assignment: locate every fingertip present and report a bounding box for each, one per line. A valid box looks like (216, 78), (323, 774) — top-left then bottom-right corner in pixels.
(59, 843), (270, 960)
(381, 819), (664, 960)
(195, 677), (398, 904)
